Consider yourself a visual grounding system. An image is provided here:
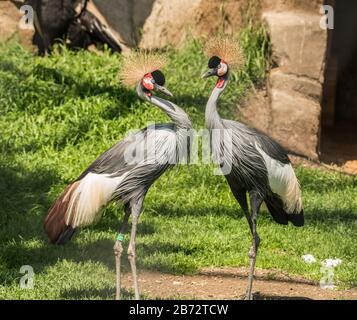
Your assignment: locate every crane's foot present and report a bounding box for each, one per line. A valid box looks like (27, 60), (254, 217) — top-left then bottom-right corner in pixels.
(114, 240), (124, 300)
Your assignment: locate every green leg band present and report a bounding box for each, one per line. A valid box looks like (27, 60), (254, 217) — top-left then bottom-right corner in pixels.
(116, 233), (125, 242)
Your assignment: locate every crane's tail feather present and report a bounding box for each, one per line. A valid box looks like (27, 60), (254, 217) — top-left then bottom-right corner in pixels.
(287, 209), (304, 227)
(44, 173), (121, 244)
(44, 182), (80, 244)
(265, 194), (304, 227)
(256, 144), (303, 215)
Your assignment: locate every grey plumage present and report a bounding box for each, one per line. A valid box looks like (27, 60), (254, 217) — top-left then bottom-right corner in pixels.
(44, 82), (192, 239)
(203, 61), (303, 300)
(44, 67), (192, 300)
(206, 72), (303, 218)
(77, 124), (174, 204)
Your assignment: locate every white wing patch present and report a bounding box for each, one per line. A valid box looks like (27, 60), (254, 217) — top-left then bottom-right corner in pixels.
(64, 127), (178, 228)
(65, 172), (126, 227)
(256, 144), (302, 213)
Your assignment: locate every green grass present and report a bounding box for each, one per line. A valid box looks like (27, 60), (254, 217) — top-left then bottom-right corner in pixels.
(0, 28), (357, 299)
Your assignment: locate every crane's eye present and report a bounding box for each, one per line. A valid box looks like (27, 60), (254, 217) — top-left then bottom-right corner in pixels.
(217, 64), (222, 69)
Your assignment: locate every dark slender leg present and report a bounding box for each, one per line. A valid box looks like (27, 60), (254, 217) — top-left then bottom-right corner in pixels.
(41, 33), (52, 56)
(245, 191), (263, 300)
(233, 190), (253, 233)
(127, 197), (144, 300)
(114, 204), (130, 300)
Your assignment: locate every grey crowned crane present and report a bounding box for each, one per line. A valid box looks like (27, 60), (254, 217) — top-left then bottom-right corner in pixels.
(43, 52), (192, 300)
(201, 36), (304, 300)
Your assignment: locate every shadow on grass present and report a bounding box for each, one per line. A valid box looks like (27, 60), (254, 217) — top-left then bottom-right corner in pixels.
(0, 64), (138, 154)
(307, 209), (357, 228)
(33, 65), (137, 108)
(199, 269), (316, 286)
(0, 58), (28, 79)
(0, 234), (200, 280)
(59, 287), (133, 300)
(33, 66), (208, 122)
(93, 213), (156, 236)
(148, 203), (242, 219)
(149, 203), (357, 228)
(141, 242), (200, 257)
(253, 292), (312, 300)
(0, 162), (58, 231)
(0, 60), (136, 117)
(298, 169), (357, 194)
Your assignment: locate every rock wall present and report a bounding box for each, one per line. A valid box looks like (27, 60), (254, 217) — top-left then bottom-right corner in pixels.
(241, 2), (327, 160)
(0, 1), (21, 42)
(262, 0), (323, 11)
(139, 0), (244, 49)
(266, 11), (326, 160)
(139, 0), (202, 49)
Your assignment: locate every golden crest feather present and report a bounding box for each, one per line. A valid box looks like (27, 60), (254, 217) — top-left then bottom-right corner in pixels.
(204, 35), (244, 70)
(120, 51), (167, 87)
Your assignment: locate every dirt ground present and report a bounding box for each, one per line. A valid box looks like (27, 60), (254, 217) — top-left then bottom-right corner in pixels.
(121, 267), (357, 300)
(320, 124), (357, 175)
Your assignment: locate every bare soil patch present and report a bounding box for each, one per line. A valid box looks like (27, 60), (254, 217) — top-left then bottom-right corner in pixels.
(121, 267), (357, 300)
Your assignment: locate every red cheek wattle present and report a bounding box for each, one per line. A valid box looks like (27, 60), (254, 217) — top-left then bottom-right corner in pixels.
(216, 78), (225, 88)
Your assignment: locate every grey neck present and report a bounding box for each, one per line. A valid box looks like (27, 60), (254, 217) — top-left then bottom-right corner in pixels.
(205, 73), (230, 130)
(136, 83), (192, 130)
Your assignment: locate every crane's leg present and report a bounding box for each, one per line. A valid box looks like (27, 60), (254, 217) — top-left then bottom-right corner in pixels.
(114, 204), (130, 300)
(127, 197), (144, 300)
(232, 190), (253, 233)
(245, 191), (263, 300)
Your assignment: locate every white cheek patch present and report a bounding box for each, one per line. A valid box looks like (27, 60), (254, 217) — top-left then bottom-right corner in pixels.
(217, 63), (228, 76)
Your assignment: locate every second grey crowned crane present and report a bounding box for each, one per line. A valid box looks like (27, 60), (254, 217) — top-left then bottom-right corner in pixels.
(43, 52), (192, 300)
(201, 36), (304, 300)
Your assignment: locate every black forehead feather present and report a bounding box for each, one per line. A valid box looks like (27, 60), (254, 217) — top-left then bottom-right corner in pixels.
(152, 70), (165, 86)
(208, 56), (221, 69)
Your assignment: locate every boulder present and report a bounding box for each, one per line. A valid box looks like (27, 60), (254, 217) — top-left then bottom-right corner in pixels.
(262, 0), (324, 11)
(132, 0), (155, 43)
(93, 0), (135, 47)
(139, 0), (202, 49)
(257, 10), (328, 160)
(0, 1), (22, 42)
(269, 89), (321, 159)
(269, 70), (322, 101)
(139, 0), (243, 49)
(193, 0), (244, 39)
(239, 89), (272, 134)
(263, 11), (327, 81)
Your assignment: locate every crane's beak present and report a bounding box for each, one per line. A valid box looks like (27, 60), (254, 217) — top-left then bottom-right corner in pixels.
(201, 69), (216, 79)
(154, 84), (173, 97)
